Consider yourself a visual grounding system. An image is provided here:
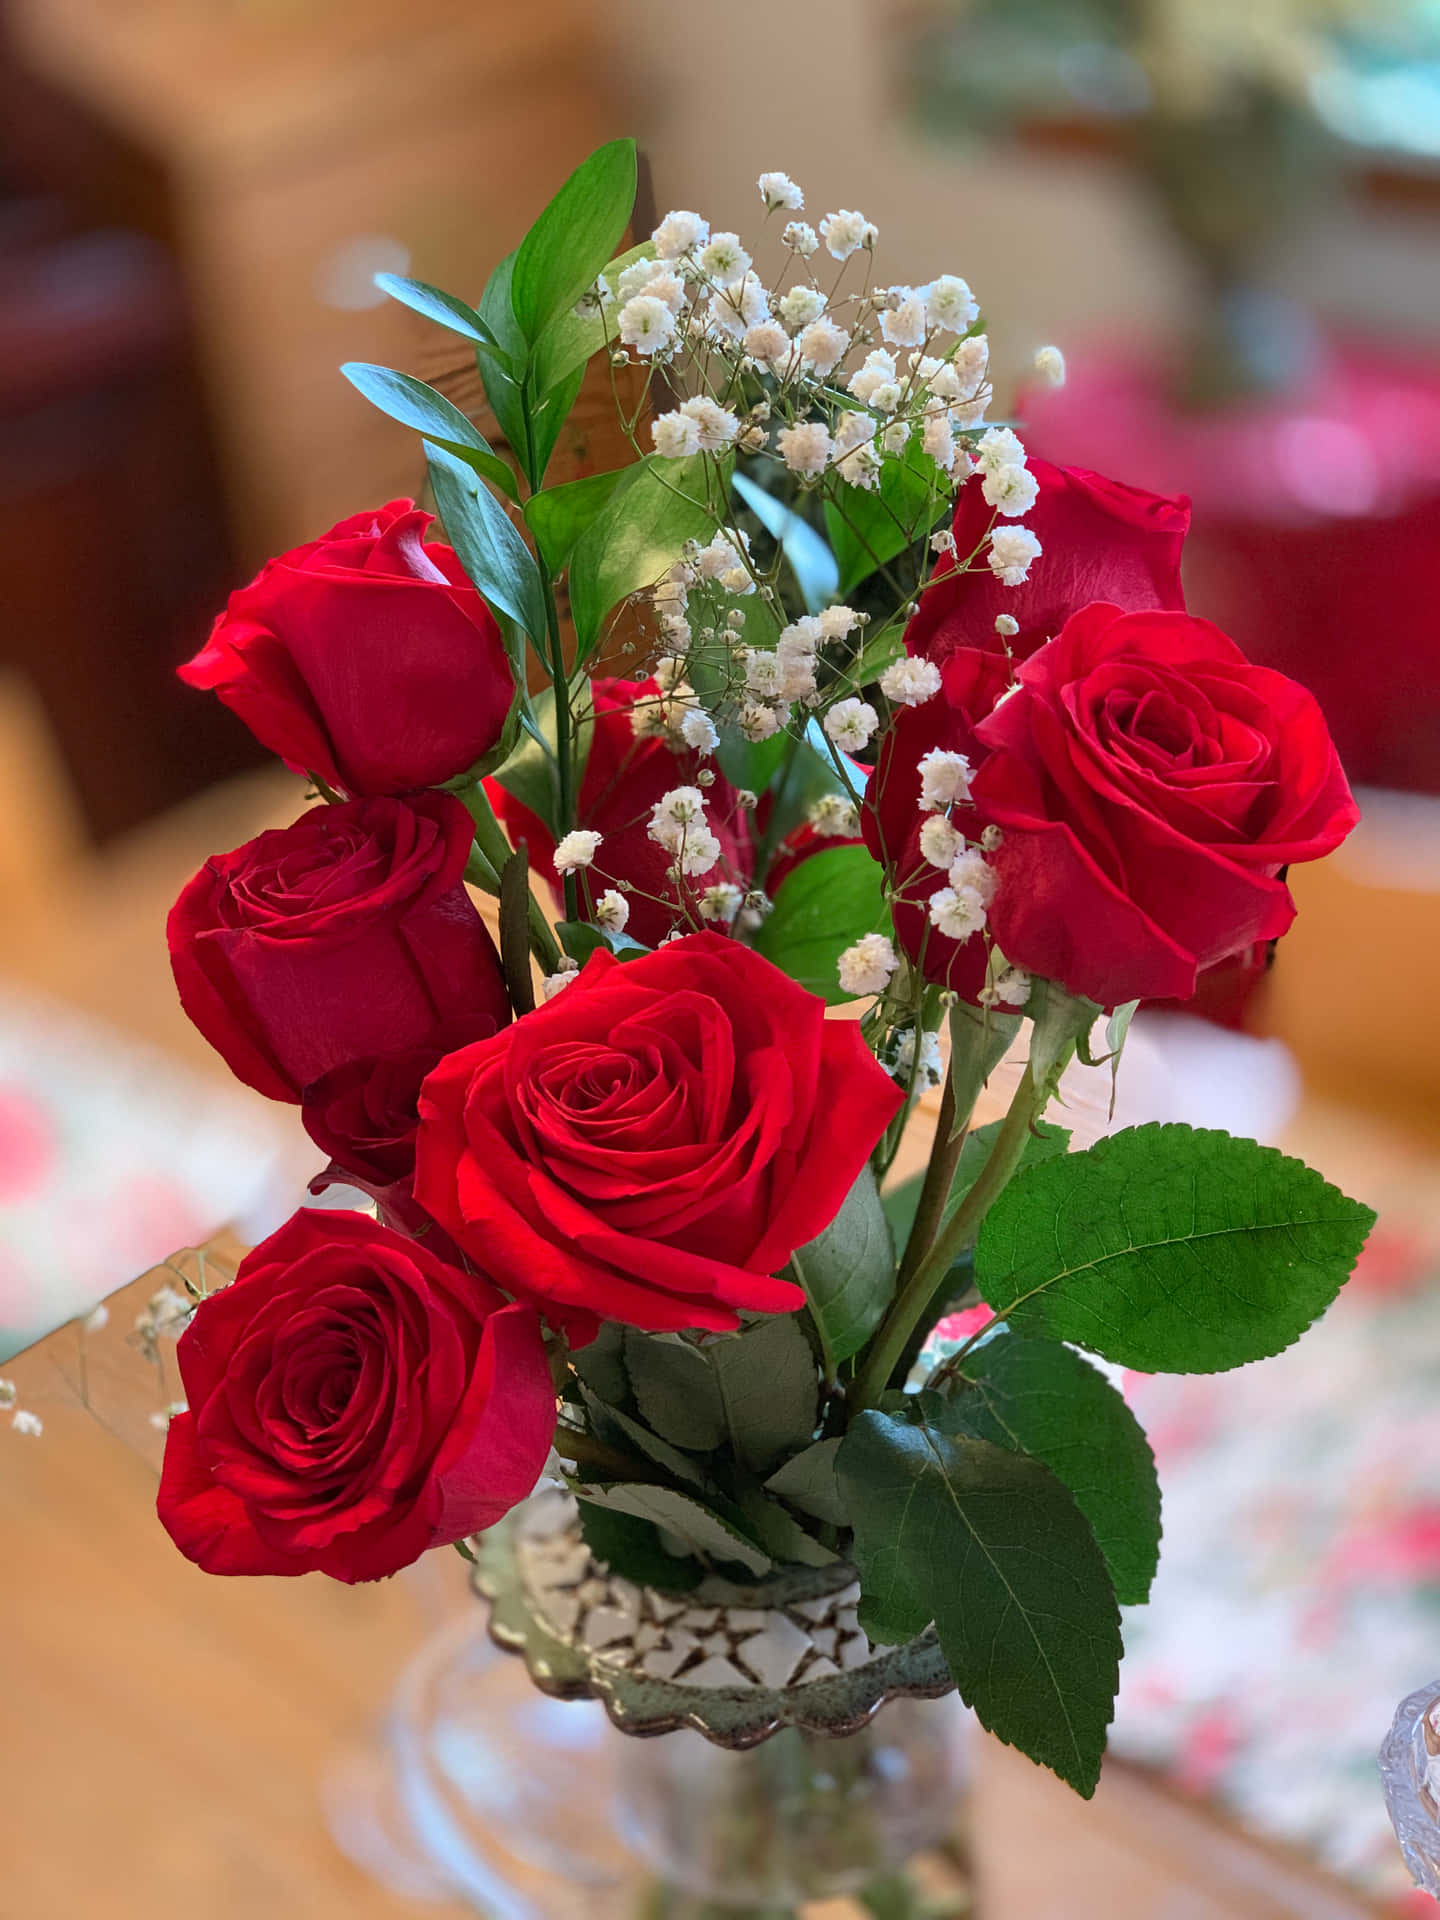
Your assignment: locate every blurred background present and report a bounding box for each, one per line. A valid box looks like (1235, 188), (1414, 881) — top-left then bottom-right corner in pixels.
(2, 0), (1439, 1914)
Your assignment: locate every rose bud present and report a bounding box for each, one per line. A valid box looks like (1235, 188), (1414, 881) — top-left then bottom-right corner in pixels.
(179, 499), (515, 795)
(168, 793), (509, 1101)
(156, 1210), (555, 1581)
(906, 460), (1190, 668)
(414, 933), (902, 1339)
(490, 678), (753, 947)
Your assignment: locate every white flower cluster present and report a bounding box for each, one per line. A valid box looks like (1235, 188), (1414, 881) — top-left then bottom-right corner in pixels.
(647, 785), (722, 878)
(837, 931), (898, 998)
(887, 1025), (944, 1089)
(911, 748), (1001, 948)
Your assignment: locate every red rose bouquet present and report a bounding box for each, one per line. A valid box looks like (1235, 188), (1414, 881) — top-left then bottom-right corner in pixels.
(159, 142), (1373, 1799)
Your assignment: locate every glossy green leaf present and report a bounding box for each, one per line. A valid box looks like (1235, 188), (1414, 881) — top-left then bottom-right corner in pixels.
(371, 274), (503, 355)
(340, 363), (520, 501)
(497, 846), (535, 1016)
(838, 1409), (1121, 1796)
(764, 1438), (847, 1526)
(943, 1334), (1161, 1605)
(575, 1501), (703, 1591)
(476, 250), (532, 483)
(788, 1165), (895, 1367)
(732, 471), (838, 613)
(511, 139), (637, 344)
(524, 466), (630, 575)
(576, 1483), (772, 1576)
(845, 621), (907, 689)
(529, 358), (587, 488)
(529, 239), (654, 402)
(823, 439), (949, 597)
(977, 1124), (1377, 1373)
(556, 919), (650, 966)
(708, 1317), (819, 1476)
(488, 680), (598, 837)
(568, 452), (721, 659)
(424, 443), (545, 644)
(752, 844), (889, 1005)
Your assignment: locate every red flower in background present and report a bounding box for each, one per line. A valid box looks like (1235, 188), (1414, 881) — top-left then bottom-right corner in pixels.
(905, 460), (1190, 667)
(414, 934), (901, 1339)
(491, 679), (753, 945)
(168, 793), (509, 1101)
(156, 1210), (556, 1582)
(180, 500), (514, 796)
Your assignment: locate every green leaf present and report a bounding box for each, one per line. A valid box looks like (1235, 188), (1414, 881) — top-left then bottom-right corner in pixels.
(576, 1483), (772, 1576)
(823, 439), (949, 597)
(1025, 977), (1100, 1102)
(752, 844), (889, 1005)
(837, 1409), (1121, 1797)
(943, 1334), (1161, 1606)
(510, 138), (637, 344)
(586, 1395), (709, 1491)
(977, 1123), (1377, 1373)
(623, 1330), (727, 1452)
(948, 1002), (1021, 1137)
(497, 847), (536, 1015)
(732, 471), (838, 613)
(371, 274), (503, 355)
(568, 452), (721, 660)
(524, 466), (630, 575)
(475, 250), (532, 483)
(764, 1438), (847, 1526)
(846, 621), (907, 689)
(733, 1487), (839, 1568)
(340, 363), (520, 503)
(529, 358), (588, 488)
(570, 1321), (629, 1405)
(489, 679), (594, 838)
(708, 1317), (820, 1475)
(529, 239), (654, 403)
(575, 1501), (703, 1591)
(789, 1165), (895, 1368)
(556, 918), (650, 966)
(424, 443), (546, 645)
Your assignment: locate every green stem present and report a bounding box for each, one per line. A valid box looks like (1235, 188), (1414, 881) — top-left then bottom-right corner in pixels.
(540, 572), (580, 924)
(851, 1061), (1044, 1410)
(890, 1073), (961, 1296)
(460, 780), (561, 974)
(553, 1424), (662, 1484)
(754, 729), (805, 880)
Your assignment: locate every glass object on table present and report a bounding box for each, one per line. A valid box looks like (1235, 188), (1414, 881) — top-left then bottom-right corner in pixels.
(1380, 1679), (1440, 1897)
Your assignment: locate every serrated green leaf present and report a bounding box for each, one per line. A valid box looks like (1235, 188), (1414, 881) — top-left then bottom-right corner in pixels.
(577, 1483), (772, 1575)
(372, 274), (503, 355)
(623, 1330), (727, 1452)
(789, 1165), (895, 1368)
(733, 1487), (839, 1567)
(764, 1438), (847, 1526)
(943, 1334), (1161, 1605)
(569, 1321), (629, 1405)
(732, 471), (838, 613)
(837, 1410), (1121, 1796)
(823, 439), (949, 597)
(977, 1123), (1377, 1373)
(584, 1394), (709, 1491)
(575, 1501), (703, 1591)
(752, 844), (889, 1005)
(341, 363), (521, 502)
(425, 443), (545, 646)
(511, 139), (637, 344)
(524, 466), (630, 575)
(708, 1317), (819, 1475)
(568, 452), (722, 659)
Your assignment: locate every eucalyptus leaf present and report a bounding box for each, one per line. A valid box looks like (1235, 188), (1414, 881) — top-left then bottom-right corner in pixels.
(764, 1438), (847, 1527)
(977, 1124), (1377, 1373)
(623, 1330), (727, 1452)
(576, 1483), (772, 1576)
(943, 1333), (1161, 1606)
(340, 363), (520, 502)
(708, 1317), (820, 1476)
(424, 443), (545, 645)
(753, 844), (890, 1005)
(789, 1164), (895, 1368)
(838, 1409), (1121, 1797)
(510, 138), (637, 344)
(568, 452), (721, 659)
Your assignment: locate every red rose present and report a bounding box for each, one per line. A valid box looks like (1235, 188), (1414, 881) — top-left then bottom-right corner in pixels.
(168, 793), (509, 1101)
(179, 499), (514, 796)
(905, 461), (1190, 666)
(491, 678), (753, 946)
(969, 603), (1360, 1004)
(156, 1210), (555, 1582)
(414, 933), (902, 1338)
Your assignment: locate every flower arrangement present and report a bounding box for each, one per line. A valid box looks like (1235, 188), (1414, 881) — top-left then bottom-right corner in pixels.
(158, 140), (1374, 1797)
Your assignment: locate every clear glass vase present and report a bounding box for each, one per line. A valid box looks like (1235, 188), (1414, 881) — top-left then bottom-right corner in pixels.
(1380, 1679), (1440, 1897)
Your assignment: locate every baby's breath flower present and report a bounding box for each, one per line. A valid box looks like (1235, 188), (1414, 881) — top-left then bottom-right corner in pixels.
(924, 275), (979, 334)
(890, 1026), (944, 1088)
(948, 847), (998, 906)
(867, 381), (903, 415)
(824, 696), (879, 752)
(809, 793), (860, 837)
(1033, 344), (1066, 387)
(676, 827), (722, 876)
(882, 419), (911, 454)
(652, 209), (709, 259)
(554, 829), (602, 875)
(988, 526), (1042, 586)
(922, 411), (956, 473)
(918, 747), (974, 810)
(779, 285), (827, 330)
(618, 262), (687, 316)
(680, 709), (719, 755)
(928, 884), (987, 942)
(983, 464), (1039, 517)
(148, 1401), (187, 1432)
(819, 208), (877, 261)
(697, 233), (752, 288)
(847, 348), (898, 405)
(698, 882), (744, 924)
(720, 567), (755, 595)
(679, 396), (741, 452)
(707, 278), (771, 341)
(11, 1409), (43, 1437)
(976, 426), (1026, 475)
(744, 651), (787, 700)
(740, 700), (785, 742)
(798, 317), (850, 377)
(783, 220), (820, 256)
(0, 1380), (16, 1411)
(837, 932), (899, 998)
(880, 656), (943, 707)
(777, 421), (834, 478)
(880, 288), (928, 350)
(758, 170), (804, 211)
(651, 409), (702, 458)
(994, 613), (1019, 637)
(543, 958), (581, 1000)
(618, 295), (675, 355)
(981, 823), (1005, 852)
(743, 320), (793, 372)
(648, 786), (706, 848)
(931, 529), (957, 557)
(919, 814), (964, 869)
(594, 890), (629, 935)
(696, 534), (744, 580)
(984, 965), (1032, 1008)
